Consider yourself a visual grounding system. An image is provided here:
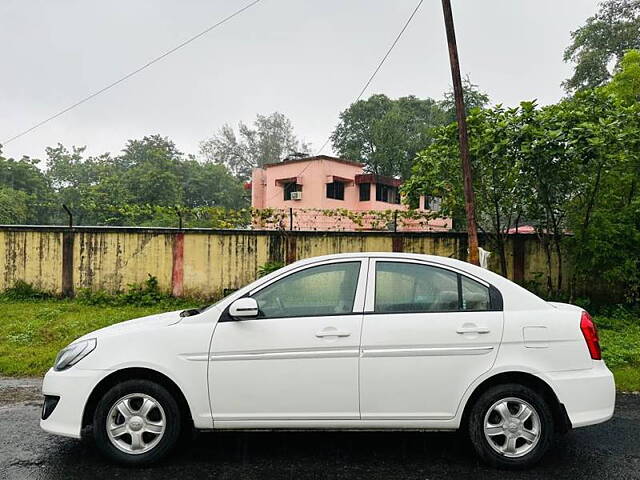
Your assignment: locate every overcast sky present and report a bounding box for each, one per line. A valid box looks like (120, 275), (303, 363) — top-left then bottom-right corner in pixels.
(0, 0), (600, 162)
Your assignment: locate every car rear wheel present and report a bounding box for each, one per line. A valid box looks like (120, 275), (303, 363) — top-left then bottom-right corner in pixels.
(468, 383), (554, 469)
(93, 379), (181, 465)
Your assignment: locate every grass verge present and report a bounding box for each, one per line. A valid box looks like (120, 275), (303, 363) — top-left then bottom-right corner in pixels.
(0, 298), (195, 376)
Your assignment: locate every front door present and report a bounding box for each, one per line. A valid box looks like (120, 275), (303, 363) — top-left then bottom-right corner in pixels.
(359, 258), (504, 420)
(210, 259), (367, 423)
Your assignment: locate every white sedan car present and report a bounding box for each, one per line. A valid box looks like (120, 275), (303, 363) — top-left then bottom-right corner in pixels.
(41, 253), (615, 469)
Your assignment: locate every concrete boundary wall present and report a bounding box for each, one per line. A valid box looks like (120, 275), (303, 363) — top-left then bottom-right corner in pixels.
(0, 226), (559, 299)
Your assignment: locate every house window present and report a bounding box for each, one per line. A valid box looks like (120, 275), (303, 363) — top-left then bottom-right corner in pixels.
(326, 181), (345, 200)
(359, 183), (370, 201)
(283, 182), (302, 201)
(426, 195), (442, 212)
(376, 184), (400, 204)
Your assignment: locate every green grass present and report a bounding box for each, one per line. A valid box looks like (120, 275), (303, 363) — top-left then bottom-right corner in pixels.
(1, 298), (639, 391)
(0, 298), (195, 376)
(596, 312), (640, 391)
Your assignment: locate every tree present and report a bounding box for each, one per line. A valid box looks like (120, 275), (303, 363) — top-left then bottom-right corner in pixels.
(331, 83), (489, 180)
(0, 150), (54, 224)
(403, 104), (526, 276)
(199, 112), (310, 181)
(0, 187), (30, 224)
(331, 94), (446, 179)
(179, 159), (246, 208)
(439, 76), (491, 124)
(40, 135), (249, 226)
(604, 48), (640, 102)
(565, 73), (640, 301)
(563, 0), (640, 92)
(405, 85), (640, 302)
(119, 135), (184, 207)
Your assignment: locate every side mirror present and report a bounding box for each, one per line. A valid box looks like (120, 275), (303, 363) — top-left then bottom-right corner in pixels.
(229, 297), (259, 319)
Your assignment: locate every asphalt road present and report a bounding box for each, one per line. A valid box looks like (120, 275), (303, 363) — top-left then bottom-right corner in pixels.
(1, 378), (639, 480)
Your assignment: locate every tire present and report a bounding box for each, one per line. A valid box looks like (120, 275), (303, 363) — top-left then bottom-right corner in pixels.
(467, 383), (554, 469)
(93, 379), (181, 466)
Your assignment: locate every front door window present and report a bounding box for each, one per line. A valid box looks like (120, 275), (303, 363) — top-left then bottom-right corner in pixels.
(252, 262), (361, 318)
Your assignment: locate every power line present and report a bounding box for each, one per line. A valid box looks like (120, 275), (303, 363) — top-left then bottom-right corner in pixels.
(1, 0), (264, 146)
(316, 0), (424, 155)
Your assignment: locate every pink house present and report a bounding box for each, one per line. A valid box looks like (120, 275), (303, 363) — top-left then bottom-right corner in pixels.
(251, 155), (451, 231)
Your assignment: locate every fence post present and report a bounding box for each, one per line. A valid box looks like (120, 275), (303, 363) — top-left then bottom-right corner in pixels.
(62, 204), (73, 228)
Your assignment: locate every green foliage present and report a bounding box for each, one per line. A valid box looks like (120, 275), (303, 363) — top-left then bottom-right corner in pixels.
(403, 104), (527, 276)
(598, 313), (640, 368)
(76, 275), (192, 307)
(331, 84), (489, 180)
(0, 299), (197, 376)
(1, 281), (53, 300)
(0, 152), (56, 224)
(605, 49), (640, 103)
(331, 94), (445, 179)
(29, 135), (249, 226)
(439, 76), (491, 124)
(0, 187), (30, 223)
(258, 261), (284, 277)
(563, 0), (640, 92)
(404, 86), (640, 301)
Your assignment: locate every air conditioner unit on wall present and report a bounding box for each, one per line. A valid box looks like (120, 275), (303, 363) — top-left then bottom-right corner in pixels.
(290, 191), (302, 200)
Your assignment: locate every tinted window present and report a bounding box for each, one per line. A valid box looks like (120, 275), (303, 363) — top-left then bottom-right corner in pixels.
(252, 262), (360, 318)
(359, 183), (370, 201)
(326, 181), (345, 200)
(376, 184), (400, 204)
(461, 275), (490, 311)
(375, 262), (459, 313)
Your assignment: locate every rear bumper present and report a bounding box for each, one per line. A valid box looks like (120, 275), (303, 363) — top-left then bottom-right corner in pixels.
(547, 361), (615, 428)
(40, 367), (107, 438)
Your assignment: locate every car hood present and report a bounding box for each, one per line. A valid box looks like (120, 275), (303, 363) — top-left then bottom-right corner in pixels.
(75, 309), (185, 343)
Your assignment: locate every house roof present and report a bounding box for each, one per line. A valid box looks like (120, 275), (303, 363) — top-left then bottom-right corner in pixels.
(262, 155), (364, 169)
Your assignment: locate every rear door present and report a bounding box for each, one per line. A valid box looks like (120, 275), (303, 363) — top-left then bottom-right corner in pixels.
(359, 258), (504, 420)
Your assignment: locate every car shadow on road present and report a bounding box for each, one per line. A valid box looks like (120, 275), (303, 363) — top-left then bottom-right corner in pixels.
(23, 426), (625, 480)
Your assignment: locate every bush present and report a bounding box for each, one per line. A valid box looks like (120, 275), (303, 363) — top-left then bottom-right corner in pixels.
(1, 280), (53, 300)
(258, 261), (284, 278)
(77, 275), (189, 307)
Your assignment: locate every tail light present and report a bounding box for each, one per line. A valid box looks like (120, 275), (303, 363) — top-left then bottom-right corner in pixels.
(580, 311), (602, 360)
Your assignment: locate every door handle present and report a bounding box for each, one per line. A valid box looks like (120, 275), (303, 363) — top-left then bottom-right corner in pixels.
(456, 325), (490, 334)
(315, 329), (351, 338)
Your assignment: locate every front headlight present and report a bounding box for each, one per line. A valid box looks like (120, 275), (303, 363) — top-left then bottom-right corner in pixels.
(53, 338), (97, 371)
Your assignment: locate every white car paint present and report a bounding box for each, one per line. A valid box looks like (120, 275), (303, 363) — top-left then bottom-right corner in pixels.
(41, 252), (615, 439)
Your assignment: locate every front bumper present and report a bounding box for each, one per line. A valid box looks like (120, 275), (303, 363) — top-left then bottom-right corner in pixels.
(40, 367), (108, 438)
(547, 361), (616, 428)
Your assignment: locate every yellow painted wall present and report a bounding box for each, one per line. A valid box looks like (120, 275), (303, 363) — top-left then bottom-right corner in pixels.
(0, 228), (574, 299)
(0, 230), (63, 292)
(74, 231), (174, 293)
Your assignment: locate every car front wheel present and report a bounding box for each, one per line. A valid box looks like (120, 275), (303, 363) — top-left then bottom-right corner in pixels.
(93, 379), (181, 465)
(468, 383), (554, 469)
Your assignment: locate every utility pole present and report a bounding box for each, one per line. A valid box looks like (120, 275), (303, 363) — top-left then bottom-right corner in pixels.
(441, 0), (480, 266)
